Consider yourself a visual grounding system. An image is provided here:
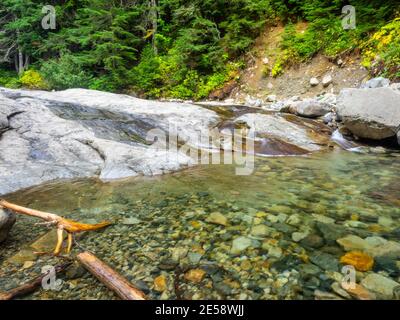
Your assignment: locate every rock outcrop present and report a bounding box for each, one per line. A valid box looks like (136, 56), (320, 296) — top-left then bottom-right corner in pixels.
(0, 208), (16, 243)
(3, 82), (398, 196)
(336, 87), (400, 141)
(235, 113), (328, 152)
(0, 88), (220, 195)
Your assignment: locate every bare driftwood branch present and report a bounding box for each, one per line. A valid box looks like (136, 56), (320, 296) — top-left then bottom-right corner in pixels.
(0, 199), (112, 255)
(77, 252), (147, 300)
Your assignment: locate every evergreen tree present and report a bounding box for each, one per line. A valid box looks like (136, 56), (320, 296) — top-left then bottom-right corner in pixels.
(0, 0), (399, 94)
(0, 0), (44, 74)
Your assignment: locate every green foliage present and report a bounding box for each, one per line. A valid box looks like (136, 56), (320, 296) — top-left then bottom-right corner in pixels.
(130, 45), (163, 97)
(273, 0), (400, 75)
(89, 75), (119, 92)
(131, 45), (239, 99)
(279, 20), (356, 67)
(19, 69), (47, 89)
(197, 72), (228, 99)
(40, 54), (92, 90)
(271, 61), (283, 77)
(362, 18), (400, 80)
(0, 69), (19, 88)
(0, 0), (45, 60)
(1, 0), (274, 98)
(1, 0), (399, 97)
(218, 0), (275, 55)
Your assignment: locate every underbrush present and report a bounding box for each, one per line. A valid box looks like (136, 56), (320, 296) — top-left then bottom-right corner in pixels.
(361, 18), (400, 81)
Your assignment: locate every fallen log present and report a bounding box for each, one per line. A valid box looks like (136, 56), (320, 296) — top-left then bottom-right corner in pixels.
(0, 262), (71, 300)
(77, 251), (147, 300)
(0, 199), (112, 255)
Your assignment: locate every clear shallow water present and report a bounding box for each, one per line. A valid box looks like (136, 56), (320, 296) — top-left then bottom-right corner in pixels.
(1, 150), (400, 300)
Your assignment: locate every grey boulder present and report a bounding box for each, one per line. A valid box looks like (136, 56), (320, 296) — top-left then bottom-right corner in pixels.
(281, 99), (332, 118)
(0, 208), (16, 243)
(361, 77), (390, 89)
(336, 87), (400, 140)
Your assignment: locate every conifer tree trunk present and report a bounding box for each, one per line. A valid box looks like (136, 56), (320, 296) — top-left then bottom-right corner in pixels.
(151, 0), (158, 55)
(18, 48), (24, 75)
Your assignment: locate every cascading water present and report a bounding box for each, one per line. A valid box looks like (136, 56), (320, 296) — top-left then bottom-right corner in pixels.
(331, 129), (356, 150)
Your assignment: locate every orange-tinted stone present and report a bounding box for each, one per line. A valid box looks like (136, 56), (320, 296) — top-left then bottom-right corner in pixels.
(341, 283), (376, 300)
(154, 275), (167, 292)
(261, 260), (270, 269)
(184, 269), (206, 283)
(340, 251), (374, 272)
(224, 279), (241, 289)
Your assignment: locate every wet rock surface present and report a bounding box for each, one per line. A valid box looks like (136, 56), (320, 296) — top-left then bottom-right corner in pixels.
(235, 113), (329, 153)
(0, 208), (16, 243)
(0, 88), (220, 195)
(0, 87), (342, 196)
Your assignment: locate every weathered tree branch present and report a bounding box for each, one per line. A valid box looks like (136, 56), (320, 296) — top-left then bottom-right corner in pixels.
(77, 252), (147, 300)
(0, 252), (148, 300)
(0, 199), (112, 255)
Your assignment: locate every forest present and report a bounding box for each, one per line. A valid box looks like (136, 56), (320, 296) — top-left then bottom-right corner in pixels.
(0, 0), (399, 99)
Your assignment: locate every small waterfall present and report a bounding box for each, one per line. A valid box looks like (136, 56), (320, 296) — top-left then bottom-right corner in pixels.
(331, 129), (356, 150)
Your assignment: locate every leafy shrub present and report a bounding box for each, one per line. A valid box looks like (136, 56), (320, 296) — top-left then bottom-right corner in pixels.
(197, 73), (227, 99)
(40, 54), (92, 90)
(19, 69), (48, 89)
(131, 45), (241, 100)
(361, 18), (400, 80)
(278, 20), (357, 69)
(271, 1), (400, 76)
(89, 75), (118, 92)
(271, 61), (283, 77)
(0, 69), (19, 88)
